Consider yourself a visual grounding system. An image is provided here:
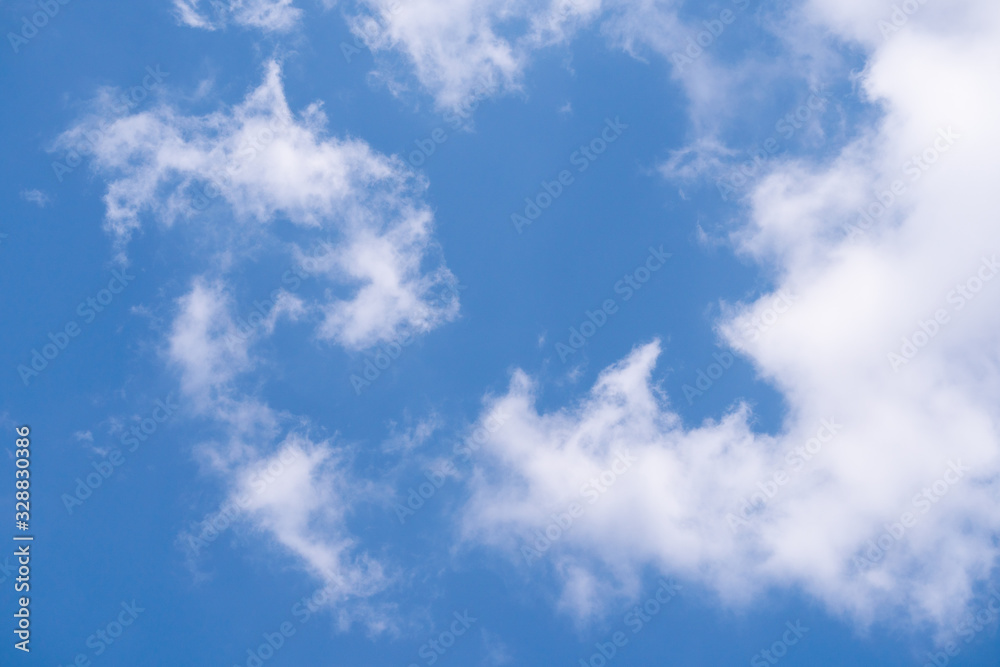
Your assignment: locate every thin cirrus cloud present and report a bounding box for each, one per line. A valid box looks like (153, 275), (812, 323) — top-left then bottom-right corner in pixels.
(460, 0), (1000, 637)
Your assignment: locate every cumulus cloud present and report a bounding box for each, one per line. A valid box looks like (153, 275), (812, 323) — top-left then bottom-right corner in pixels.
(173, 0), (302, 32)
(461, 0), (1000, 636)
(59, 59), (458, 349)
(462, 338), (998, 632)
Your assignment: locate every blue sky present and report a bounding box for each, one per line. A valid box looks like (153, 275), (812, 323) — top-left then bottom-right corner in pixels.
(2, 0), (1000, 665)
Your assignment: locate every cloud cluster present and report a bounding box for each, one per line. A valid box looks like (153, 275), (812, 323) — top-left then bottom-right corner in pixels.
(64, 0), (1000, 638)
(460, 0), (1000, 634)
(58, 60), (458, 349)
(167, 277), (389, 609)
(56, 61), (464, 613)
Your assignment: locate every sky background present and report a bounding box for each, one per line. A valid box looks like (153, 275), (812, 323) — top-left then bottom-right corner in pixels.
(2, 0), (1000, 665)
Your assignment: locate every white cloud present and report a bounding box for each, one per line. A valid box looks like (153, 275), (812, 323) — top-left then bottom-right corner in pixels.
(20, 189), (50, 207)
(62, 59), (466, 617)
(168, 279), (389, 609)
(233, 436), (388, 600)
(60, 60), (458, 349)
(462, 338), (998, 632)
(461, 0), (1000, 635)
(346, 0), (771, 118)
(348, 0), (606, 110)
(167, 279), (254, 402)
(173, 0), (302, 32)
